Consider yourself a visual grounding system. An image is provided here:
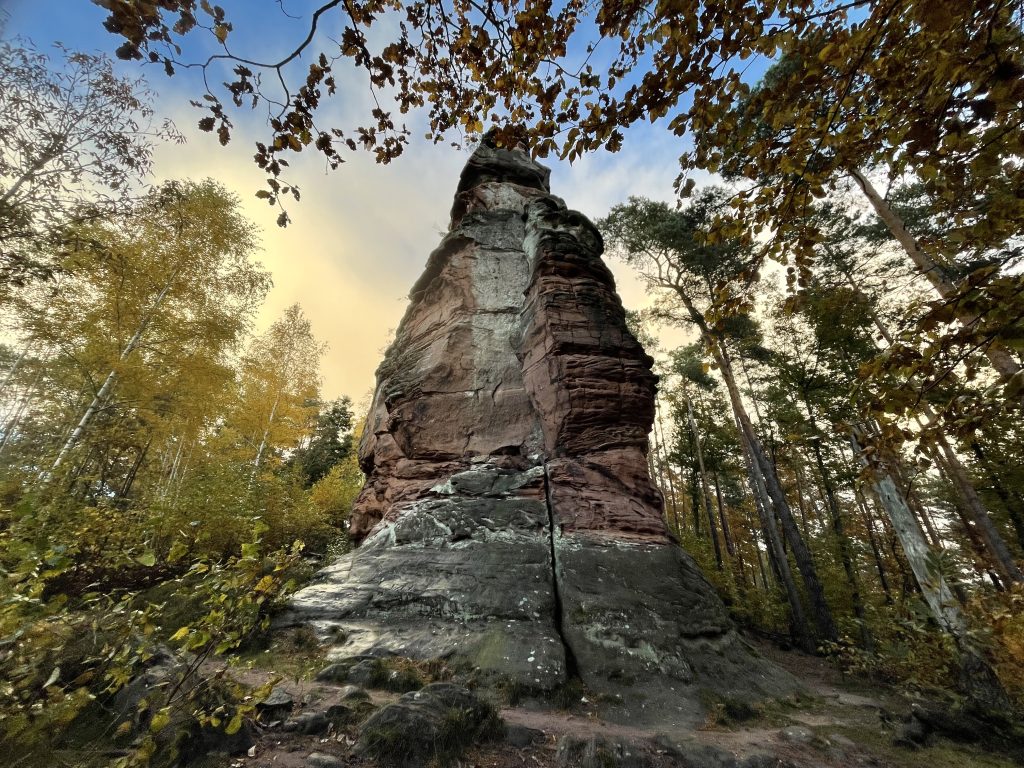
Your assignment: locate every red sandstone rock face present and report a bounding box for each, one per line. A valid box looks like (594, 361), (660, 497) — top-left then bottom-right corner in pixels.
(516, 196), (667, 542)
(350, 142), (666, 544)
(350, 145), (555, 541)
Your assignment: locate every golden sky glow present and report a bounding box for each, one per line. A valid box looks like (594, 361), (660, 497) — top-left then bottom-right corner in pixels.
(3, 2), (698, 407)
(151, 114), (693, 406)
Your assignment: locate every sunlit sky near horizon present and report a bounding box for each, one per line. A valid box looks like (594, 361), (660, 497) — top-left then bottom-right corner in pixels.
(2, 1), (701, 407)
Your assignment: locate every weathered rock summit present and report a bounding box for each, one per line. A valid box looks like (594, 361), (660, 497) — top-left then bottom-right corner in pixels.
(285, 137), (796, 729)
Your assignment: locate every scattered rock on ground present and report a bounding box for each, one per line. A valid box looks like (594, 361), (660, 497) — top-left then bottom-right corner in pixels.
(256, 688), (294, 722)
(506, 723), (545, 748)
(283, 711), (331, 735)
(357, 682), (502, 765)
(894, 712), (929, 749)
(316, 657), (375, 684)
(306, 752), (345, 768)
(651, 735), (800, 768)
(325, 702), (367, 725)
(778, 725), (814, 744)
(345, 658), (381, 687)
(337, 684), (370, 701)
(827, 733), (856, 749)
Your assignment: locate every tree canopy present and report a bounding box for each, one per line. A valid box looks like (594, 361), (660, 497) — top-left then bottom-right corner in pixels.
(0, 38), (181, 288)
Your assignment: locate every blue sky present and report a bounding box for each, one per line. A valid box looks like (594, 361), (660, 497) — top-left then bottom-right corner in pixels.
(2, 1), (699, 404)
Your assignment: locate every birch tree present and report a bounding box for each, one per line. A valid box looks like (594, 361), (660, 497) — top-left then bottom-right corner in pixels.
(229, 304), (324, 475)
(0, 39), (180, 289)
(9, 180), (269, 483)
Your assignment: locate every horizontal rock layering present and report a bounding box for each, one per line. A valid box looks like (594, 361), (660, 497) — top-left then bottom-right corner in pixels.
(284, 138), (796, 728)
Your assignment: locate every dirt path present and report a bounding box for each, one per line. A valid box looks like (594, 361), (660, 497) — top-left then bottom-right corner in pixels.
(223, 635), (1019, 768)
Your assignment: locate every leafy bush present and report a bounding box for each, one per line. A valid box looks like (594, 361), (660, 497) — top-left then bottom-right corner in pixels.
(0, 509), (304, 766)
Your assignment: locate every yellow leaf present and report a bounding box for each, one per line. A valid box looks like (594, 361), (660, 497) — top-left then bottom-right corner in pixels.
(225, 713), (244, 735)
(150, 708), (171, 733)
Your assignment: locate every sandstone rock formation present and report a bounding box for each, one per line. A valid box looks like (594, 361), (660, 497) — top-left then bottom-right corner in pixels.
(285, 137), (796, 729)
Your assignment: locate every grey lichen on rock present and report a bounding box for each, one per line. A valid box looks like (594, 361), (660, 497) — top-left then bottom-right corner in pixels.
(282, 136), (799, 730)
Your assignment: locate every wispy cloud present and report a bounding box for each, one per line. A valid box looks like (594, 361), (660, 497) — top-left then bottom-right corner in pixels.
(5, 2), (705, 404)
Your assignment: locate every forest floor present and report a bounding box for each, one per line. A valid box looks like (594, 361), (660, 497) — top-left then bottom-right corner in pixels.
(203, 632), (1022, 768)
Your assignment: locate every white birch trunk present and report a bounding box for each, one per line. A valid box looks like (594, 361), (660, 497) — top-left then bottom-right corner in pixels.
(851, 429), (966, 637)
(49, 276), (177, 473)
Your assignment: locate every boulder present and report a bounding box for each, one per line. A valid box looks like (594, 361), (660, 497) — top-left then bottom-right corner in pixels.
(356, 683), (502, 765)
(556, 735), (652, 768)
(255, 688), (294, 722)
(306, 752), (345, 768)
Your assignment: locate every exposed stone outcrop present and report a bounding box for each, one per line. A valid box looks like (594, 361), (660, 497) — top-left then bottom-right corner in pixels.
(284, 136), (797, 729)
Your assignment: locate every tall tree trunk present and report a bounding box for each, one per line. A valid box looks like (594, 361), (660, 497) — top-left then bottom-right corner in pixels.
(847, 269), (1020, 576)
(970, 442), (1024, 551)
(888, 452), (943, 547)
(813, 443), (871, 648)
(857, 489), (894, 604)
(655, 396), (680, 527)
(851, 429), (964, 634)
(687, 396), (723, 569)
(849, 167), (1021, 385)
(714, 472), (736, 557)
(252, 389), (283, 475)
(742, 434), (814, 651)
(745, 502), (771, 592)
(0, 362), (44, 457)
(930, 450), (1009, 589)
(802, 398), (871, 647)
(118, 436), (153, 499)
(791, 462), (813, 541)
(733, 409), (809, 642)
(0, 347), (27, 395)
(922, 421), (1024, 585)
(678, 289), (838, 643)
(854, 427), (1012, 709)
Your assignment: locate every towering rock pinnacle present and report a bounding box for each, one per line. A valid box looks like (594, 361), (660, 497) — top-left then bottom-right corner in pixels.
(286, 138), (796, 728)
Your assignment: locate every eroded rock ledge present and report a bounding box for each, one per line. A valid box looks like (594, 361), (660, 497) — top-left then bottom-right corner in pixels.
(283, 137), (797, 729)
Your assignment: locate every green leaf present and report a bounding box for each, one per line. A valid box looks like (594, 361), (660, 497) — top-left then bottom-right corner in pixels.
(167, 540), (188, 563)
(136, 551), (157, 567)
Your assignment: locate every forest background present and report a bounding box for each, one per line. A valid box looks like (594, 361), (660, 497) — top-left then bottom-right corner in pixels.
(1, 0), (1023, 765)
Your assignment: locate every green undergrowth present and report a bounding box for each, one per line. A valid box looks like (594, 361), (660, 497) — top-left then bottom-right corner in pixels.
(233, 626), (327, 681)
(320, 654), (451, 692)
(371, 657), (450, 692)
(828, 721), (1022, 768)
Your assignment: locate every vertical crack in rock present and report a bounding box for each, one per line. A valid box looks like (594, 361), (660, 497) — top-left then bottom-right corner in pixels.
(542, 461), (580, 679)
(283, 133), (800, 728)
